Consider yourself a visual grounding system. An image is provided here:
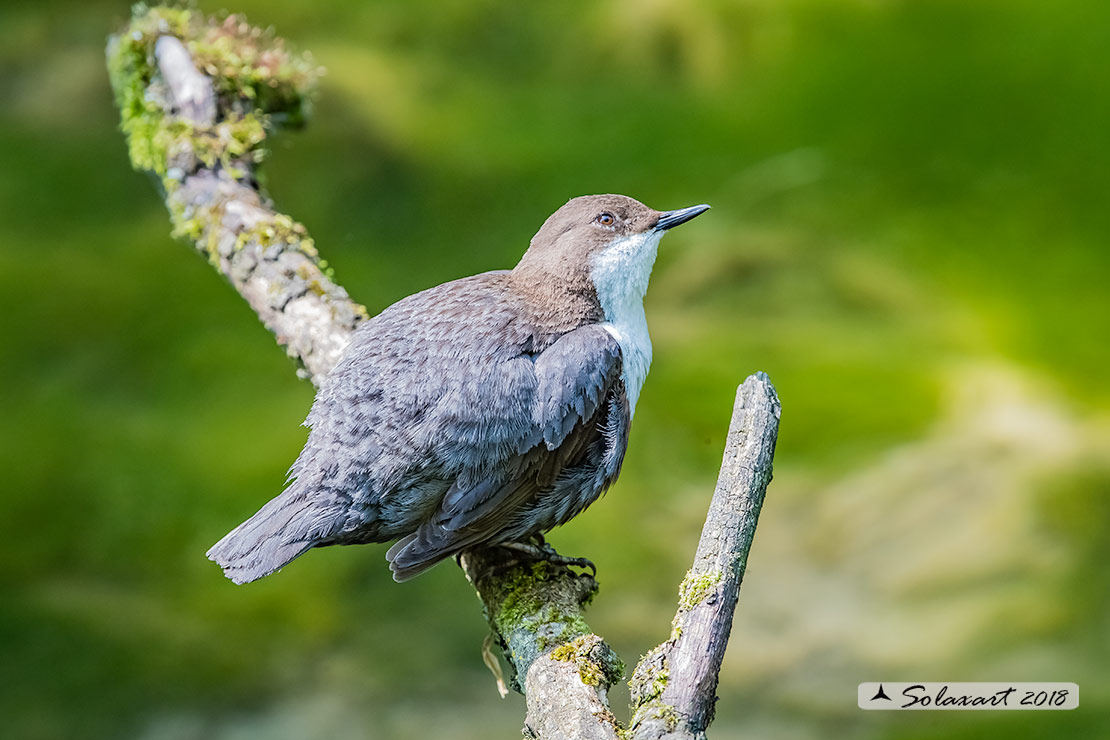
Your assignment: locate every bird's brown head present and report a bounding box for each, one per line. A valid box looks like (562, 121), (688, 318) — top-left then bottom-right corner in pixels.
(512, 194), (709, 318)
(527, 194), (660, 257)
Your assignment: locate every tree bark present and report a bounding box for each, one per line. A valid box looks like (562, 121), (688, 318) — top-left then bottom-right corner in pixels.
(107, 10), (365, 386)
(628, 375), (780, 739)
(461, 549), (622, 740)
(107, 7), (781, 738)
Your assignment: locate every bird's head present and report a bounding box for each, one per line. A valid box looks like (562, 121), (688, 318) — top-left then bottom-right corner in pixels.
(514, 194), (709, 314)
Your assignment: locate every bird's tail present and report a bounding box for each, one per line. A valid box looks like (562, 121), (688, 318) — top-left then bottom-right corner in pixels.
(386, 533), (449, 582)
(206, 494), (320, 584)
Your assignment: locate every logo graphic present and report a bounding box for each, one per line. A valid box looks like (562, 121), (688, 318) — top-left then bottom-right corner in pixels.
(870, 684), (892, 702)
(858, 683), (1078, 710)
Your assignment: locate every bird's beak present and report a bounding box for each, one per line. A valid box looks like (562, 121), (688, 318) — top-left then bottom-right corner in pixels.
(655, 204), (711, 231)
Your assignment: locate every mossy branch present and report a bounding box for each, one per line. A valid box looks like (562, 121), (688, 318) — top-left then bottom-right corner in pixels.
(106, 4), (365, 385)
(461, 550), (624, 740)
(629, 374), (780, 739)
(107, 6), (780, 739)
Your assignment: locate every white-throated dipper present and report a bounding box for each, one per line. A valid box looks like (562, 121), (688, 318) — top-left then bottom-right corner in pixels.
(208, 194), (709, 582)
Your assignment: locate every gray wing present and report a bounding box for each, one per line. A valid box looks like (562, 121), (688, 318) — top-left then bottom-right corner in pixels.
(204, 269), (630, 585)
(208, 272), (628, 584)
(209, 272), (541, 583)
(386, 323), (626, 580)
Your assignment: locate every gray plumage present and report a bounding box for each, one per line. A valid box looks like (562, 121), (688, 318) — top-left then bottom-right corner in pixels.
(207, 194), (708, 583)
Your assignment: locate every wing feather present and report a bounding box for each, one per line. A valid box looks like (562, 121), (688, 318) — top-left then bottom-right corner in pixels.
(388, 325), (625, 579)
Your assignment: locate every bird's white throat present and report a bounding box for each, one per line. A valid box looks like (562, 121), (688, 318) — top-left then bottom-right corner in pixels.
(590, 229), (663, 417)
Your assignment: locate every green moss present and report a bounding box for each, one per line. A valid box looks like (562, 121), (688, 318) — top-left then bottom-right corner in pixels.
(107, 4), (319, 182)
(159, 112), (267, 171)
(650, 671), (669, 699)
(186, 12), (320, 124)
(234, 214), (315, 255)
(167, 195), (222, 263)
(292, 265), (323, 293)
(630, 650), (661, 693)
(631, 700), (680, 732)
(628, 650), (678, 734)
(607, 650), (626, 683)
(548, 641), (576, 662)
(474, 555), (608, 693)
(167, 205), (319, 267)
(488, 561), (595, 638)
(106, 6), (189, 176)
(166, 190), (315, 267)
(549, 635), (624, 688)
(491, 561), (549, 634)
(106, 4), (351, 287)
(579, 661), (603, 687)
(677, 569), (722, 610)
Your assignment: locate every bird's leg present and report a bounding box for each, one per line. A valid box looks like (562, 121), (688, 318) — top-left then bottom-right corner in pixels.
(499, 539), (597, 577)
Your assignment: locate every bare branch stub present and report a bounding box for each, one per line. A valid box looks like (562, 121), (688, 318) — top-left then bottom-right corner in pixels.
(153, 36), (216, 126)
(629, 372), (781, 739)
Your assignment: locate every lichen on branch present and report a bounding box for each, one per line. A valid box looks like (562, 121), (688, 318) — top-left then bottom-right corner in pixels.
(462, 552), (603, 691)
(107, 4), (319, 182)
(107, 4), (364, 384)
(460, 548), (625, 739)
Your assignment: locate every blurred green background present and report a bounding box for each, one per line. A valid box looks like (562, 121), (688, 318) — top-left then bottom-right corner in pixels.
(1, 0), (1107, 738)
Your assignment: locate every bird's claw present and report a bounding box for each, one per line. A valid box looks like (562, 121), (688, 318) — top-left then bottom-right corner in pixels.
(560, 555), (597, 578)
(498, 540), (596, 577)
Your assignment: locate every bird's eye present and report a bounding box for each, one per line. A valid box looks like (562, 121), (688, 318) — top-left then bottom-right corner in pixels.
(595, 212), (616, 227)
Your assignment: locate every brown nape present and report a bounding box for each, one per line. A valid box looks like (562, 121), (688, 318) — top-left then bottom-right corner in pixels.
(510, 194), (660, 334)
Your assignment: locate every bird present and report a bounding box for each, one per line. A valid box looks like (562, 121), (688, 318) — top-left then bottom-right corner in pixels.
(207, 194), (709, 583)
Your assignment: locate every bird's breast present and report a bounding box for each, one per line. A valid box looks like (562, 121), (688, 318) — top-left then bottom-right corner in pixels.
(601, 311), (651, 417)
(590, 232), (660, 417)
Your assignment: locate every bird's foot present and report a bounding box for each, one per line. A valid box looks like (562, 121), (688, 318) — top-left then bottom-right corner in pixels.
(498, 540), (596, 578)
